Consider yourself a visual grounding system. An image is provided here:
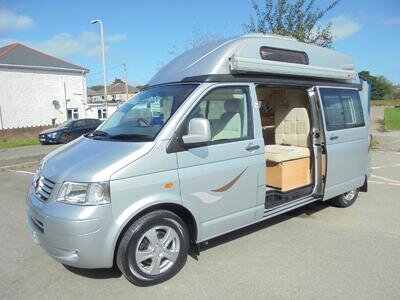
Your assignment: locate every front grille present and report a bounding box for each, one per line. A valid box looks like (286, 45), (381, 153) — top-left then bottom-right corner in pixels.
(34, 176), (56, 201)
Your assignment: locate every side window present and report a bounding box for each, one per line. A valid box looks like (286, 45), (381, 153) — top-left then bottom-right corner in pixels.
(184, 86), (253, 143)
(320, 88), (365, 131)
(74, 120), (86, 128)
(87, 119), (97, 126)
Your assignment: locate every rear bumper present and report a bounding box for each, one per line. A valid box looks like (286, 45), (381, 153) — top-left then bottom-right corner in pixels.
(26, 188), (117, 268)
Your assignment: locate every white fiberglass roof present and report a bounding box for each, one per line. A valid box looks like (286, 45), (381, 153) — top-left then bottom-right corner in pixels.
(148, 33), (357, 86)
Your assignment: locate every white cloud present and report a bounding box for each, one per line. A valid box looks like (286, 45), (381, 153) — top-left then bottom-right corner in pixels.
(0, 8), (34, 32)
(0, 31), (126, 59)
(105, 33), (126, 43)
(330, 15), (362, 41)
(385, 17), (400, 26)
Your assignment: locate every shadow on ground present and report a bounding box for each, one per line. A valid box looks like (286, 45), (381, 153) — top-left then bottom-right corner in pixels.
(64, 265), (122, 279)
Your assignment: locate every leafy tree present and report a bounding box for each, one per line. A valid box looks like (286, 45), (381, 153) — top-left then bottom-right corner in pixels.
(359, 71), (394, 100)
(244, 0), (341, 48)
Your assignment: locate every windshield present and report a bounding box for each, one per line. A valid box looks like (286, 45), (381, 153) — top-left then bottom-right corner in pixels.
(92, 84), (198, 141)
(57, 120), (74, 128)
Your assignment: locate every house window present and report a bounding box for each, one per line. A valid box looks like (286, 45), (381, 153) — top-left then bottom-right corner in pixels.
(67, 108), (79, 120)
(97, 108), (107, 120)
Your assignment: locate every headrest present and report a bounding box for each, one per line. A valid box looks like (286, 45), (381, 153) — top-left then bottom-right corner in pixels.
(224, 99), (240, 113)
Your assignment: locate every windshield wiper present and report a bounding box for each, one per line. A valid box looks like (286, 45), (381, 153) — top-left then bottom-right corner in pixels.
(109, 133), (153, 141)
(86, 130), (110, 138)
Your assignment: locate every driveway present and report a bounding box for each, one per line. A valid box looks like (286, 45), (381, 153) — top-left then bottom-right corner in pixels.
(0, 144), (60, 168)
(1, 150), (399, 299)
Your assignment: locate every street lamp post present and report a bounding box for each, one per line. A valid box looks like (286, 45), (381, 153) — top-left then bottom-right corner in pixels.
(123, 63), (128, 101)
(90, 19), (108, 116)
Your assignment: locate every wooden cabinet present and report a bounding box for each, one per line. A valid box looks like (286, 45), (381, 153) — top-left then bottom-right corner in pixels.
(266, 157), (311, 191)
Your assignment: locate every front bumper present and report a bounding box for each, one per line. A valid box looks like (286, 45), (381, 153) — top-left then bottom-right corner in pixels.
(38, 134), (59, 144)
(26, 188), (117, 268)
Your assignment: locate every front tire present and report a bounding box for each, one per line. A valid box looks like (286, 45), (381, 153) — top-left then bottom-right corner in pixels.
(330, 189), (359, 208)
(116, 210), (189, 286)
(59, 133), (71, 144)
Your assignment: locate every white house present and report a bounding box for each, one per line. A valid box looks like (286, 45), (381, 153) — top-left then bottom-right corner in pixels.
(86, 79), (140, 120)
(0, 43), (88, 129)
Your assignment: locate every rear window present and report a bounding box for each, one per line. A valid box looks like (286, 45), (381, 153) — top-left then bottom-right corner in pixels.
(260, 46), (309, 65)
(319, 88), (365, 131)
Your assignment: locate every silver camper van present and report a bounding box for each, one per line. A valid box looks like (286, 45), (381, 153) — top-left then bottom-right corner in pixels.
(26, 34), (371, 286)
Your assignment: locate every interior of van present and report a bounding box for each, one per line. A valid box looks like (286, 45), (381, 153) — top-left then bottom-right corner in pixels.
(256, 86), (315, 208)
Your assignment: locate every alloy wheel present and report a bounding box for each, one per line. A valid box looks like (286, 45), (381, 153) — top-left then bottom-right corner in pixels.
(134, 225), (180, 276)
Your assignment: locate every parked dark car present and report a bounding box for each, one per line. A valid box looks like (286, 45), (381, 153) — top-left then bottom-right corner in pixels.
(39, 119), (102, 144)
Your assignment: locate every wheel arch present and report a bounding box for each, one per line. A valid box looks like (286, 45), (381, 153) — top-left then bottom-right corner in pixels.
(113, 202), (198, 265)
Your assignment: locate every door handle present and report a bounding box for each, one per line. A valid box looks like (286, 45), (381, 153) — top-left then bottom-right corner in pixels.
(330, 135), (339, 141)
(246, 143), (260, 151)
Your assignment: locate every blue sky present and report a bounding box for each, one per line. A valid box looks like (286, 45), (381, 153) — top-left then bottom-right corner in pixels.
(0, 0), (399, 86)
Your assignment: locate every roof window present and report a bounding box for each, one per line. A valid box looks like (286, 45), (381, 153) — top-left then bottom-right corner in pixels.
(260, 46), (309, 65)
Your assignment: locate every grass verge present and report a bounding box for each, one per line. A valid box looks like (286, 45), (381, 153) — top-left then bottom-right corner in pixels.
(371, 136), (379, 149)
(371, 99), (400, 106)
(0, 138), (39, 149)
(384, 107), (400, 130)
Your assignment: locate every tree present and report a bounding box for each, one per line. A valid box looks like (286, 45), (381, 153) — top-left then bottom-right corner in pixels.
(244, 0), (341, 48)
(359, 71), (394, 100)
(158, 27), (226, 69)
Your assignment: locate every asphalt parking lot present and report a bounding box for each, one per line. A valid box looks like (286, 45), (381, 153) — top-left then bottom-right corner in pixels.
(1, 150), (399, 299)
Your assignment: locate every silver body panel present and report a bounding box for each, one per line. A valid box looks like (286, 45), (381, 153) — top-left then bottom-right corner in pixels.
(26, 35), (370, 269)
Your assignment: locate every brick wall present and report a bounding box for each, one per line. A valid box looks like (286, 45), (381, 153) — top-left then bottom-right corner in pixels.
(0, 125), (53, 142)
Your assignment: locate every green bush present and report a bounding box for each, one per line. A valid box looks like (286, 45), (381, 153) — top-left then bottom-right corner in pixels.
(384, 107), (400, 130)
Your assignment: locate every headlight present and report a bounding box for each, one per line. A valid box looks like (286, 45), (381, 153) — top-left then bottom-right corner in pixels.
(49, 132), (59, 138)
(56, 181), (110, 205)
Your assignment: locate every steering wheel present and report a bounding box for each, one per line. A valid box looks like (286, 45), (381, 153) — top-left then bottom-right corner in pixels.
(136, 118), (151, 127)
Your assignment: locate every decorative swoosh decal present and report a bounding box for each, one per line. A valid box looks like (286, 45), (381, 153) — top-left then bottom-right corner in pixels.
(190, 192), (223, 204)
(211, 167), (248, 193)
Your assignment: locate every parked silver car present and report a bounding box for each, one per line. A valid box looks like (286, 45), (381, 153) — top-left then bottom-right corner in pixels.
(26, 34), (371, 286)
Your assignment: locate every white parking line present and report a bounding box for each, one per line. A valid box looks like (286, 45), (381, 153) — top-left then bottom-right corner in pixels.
(369, 180), (400, 187)
(372, 163), (400, 170)
(10, 170), (35, 175)
(371, 174), (400, 184)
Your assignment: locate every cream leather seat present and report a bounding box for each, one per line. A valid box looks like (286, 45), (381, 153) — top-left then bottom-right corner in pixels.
(265, 108), (310, 163)
(212, 100), (242, 141)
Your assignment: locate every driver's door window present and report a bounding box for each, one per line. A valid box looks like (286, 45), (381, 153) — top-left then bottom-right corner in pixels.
(185, 86), (253, 144)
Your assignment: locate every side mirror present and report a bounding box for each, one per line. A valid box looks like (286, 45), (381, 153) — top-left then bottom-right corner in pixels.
(182, 118), (211, 144)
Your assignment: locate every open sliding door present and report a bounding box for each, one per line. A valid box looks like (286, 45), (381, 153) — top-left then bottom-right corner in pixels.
(314, 86), (369, 200)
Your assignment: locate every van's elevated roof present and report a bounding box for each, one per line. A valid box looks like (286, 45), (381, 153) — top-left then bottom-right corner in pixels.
(148, 34), (359, 87)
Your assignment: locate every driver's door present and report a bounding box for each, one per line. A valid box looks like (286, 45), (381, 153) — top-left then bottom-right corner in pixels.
(176, 85), (265, 241)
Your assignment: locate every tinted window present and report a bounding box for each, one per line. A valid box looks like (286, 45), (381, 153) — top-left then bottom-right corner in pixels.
(320, 88), (365, 131)
(260, 46), (308, 65)
(184, 86), (253, 143)
(86, 119), (96, 126)
(74, 120), (86, 128)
